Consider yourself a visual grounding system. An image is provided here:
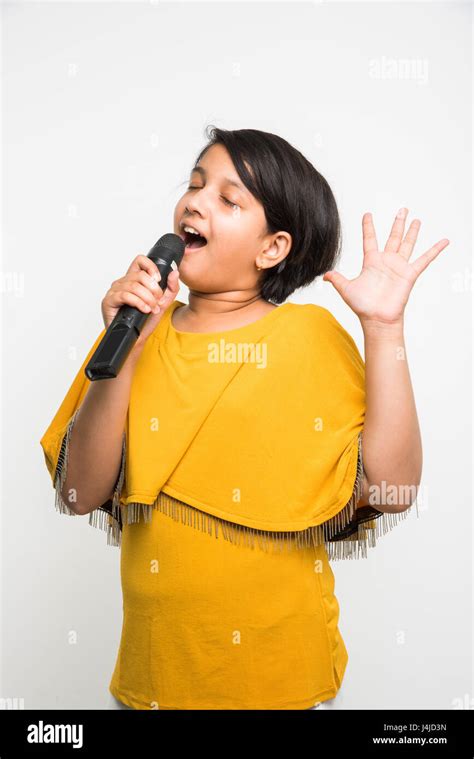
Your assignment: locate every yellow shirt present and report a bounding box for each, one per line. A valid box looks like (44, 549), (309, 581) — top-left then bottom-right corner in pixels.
(108, 493), (348, 710)
(108, 301), (350, 710)
(40, 299), (413, 710)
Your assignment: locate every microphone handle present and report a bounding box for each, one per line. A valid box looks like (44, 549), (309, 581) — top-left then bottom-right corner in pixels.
(84, 251), (178, 381)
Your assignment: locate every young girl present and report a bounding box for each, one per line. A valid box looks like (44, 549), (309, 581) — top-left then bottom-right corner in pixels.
(40, 127), (449, 710)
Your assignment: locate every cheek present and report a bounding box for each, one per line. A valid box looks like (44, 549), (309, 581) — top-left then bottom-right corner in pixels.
(174, 200), (185, 222)
(213, 221), (254, 252)
(212, 226), (258, 268)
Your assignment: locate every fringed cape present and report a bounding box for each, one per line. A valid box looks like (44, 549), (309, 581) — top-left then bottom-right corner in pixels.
(40, 299), (417, 560)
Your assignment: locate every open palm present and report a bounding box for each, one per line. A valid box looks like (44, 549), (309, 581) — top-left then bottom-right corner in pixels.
(323, 208), (450, 325)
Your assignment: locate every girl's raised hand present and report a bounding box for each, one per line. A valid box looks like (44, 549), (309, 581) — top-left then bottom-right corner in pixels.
(323, 208), (450, 327)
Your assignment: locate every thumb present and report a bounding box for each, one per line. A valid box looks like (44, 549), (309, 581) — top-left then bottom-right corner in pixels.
(322, 270), (349, 295)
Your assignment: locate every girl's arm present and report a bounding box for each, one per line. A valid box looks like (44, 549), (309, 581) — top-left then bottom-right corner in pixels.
(60, 346), (142, 515)
(356, 319), (422, 514)
(59, 258), (180, 515)
(323, 207), (449, 515)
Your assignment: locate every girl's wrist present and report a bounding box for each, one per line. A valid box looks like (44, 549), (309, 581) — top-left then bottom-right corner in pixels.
(360, 317), (405, 341)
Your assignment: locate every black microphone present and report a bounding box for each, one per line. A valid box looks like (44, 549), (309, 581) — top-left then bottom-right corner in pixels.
(85, 233), (185, 381)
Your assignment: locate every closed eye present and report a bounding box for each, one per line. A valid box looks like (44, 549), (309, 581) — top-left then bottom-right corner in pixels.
(187, 185), (240, 211)
(221, 196), (239, 210)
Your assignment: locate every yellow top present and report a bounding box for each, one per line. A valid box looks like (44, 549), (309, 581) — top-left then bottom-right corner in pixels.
(108, 494), (348, 710)
(40, 299), (416, 709)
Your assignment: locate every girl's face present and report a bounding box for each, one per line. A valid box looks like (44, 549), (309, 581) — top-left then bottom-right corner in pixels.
(173, 143), (289, 298)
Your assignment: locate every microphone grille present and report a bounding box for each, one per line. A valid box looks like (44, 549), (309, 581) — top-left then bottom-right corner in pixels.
(152, 233), (185, 264)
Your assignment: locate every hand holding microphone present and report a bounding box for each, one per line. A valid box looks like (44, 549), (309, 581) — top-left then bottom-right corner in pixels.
(101, 255), (180, 345)
(86, 233), (185, 381)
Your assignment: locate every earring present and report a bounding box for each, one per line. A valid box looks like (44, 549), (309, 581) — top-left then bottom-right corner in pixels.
(256, 264), (263, 271)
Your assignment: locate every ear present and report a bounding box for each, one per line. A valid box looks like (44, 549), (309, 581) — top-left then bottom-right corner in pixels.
(260, 232), (292, 270)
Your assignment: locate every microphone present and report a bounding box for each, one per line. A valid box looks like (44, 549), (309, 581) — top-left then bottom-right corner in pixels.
(85, 233), (185, 381)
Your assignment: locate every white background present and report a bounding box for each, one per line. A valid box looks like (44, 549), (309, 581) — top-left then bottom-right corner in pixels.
(2, 1), (471, 709)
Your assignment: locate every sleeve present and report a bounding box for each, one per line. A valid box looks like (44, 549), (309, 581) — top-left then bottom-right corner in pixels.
(311, 307), (419, 561)
(39, 327), (126, 548)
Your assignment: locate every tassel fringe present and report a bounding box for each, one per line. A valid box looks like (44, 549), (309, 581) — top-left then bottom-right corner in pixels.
(53, 417), (419, 560)
(53, 408), (126, 548)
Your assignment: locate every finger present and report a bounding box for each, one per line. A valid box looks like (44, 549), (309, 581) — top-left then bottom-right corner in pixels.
(110, 290), (155, 314)
(362, 213), (379, 256)
(127, 254), (161, 284)
(167, 269), (181, 293)
(398, 219), (421, 261)
(410, 239), (450, 278)
(136, 268), (164, 297)
(157, 271), (180, 306)
(161, 269), (180, 294)
(322, 270), (350, 295)
(125, 279), (163, 311)
(384, 207), (408, 254)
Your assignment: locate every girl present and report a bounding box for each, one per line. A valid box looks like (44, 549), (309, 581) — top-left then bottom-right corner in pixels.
(40, 127), (449, 710)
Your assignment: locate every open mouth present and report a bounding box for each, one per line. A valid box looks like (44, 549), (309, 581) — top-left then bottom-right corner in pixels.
(182, 230), (207, 250)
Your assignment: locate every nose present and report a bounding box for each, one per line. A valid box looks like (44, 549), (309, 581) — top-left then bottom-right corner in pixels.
(184, 189), (208, 219)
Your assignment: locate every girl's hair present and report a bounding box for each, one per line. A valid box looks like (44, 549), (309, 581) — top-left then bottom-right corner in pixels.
(192, 125), (342, 304)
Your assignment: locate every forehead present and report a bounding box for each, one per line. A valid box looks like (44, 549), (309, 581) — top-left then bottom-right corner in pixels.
(191, 144), (249, 195)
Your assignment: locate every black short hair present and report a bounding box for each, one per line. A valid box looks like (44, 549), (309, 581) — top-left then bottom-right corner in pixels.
(192, 125), (342, 304)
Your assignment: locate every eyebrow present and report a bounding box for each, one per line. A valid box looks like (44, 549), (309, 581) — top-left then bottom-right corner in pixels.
(190, 165), (246, 193)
